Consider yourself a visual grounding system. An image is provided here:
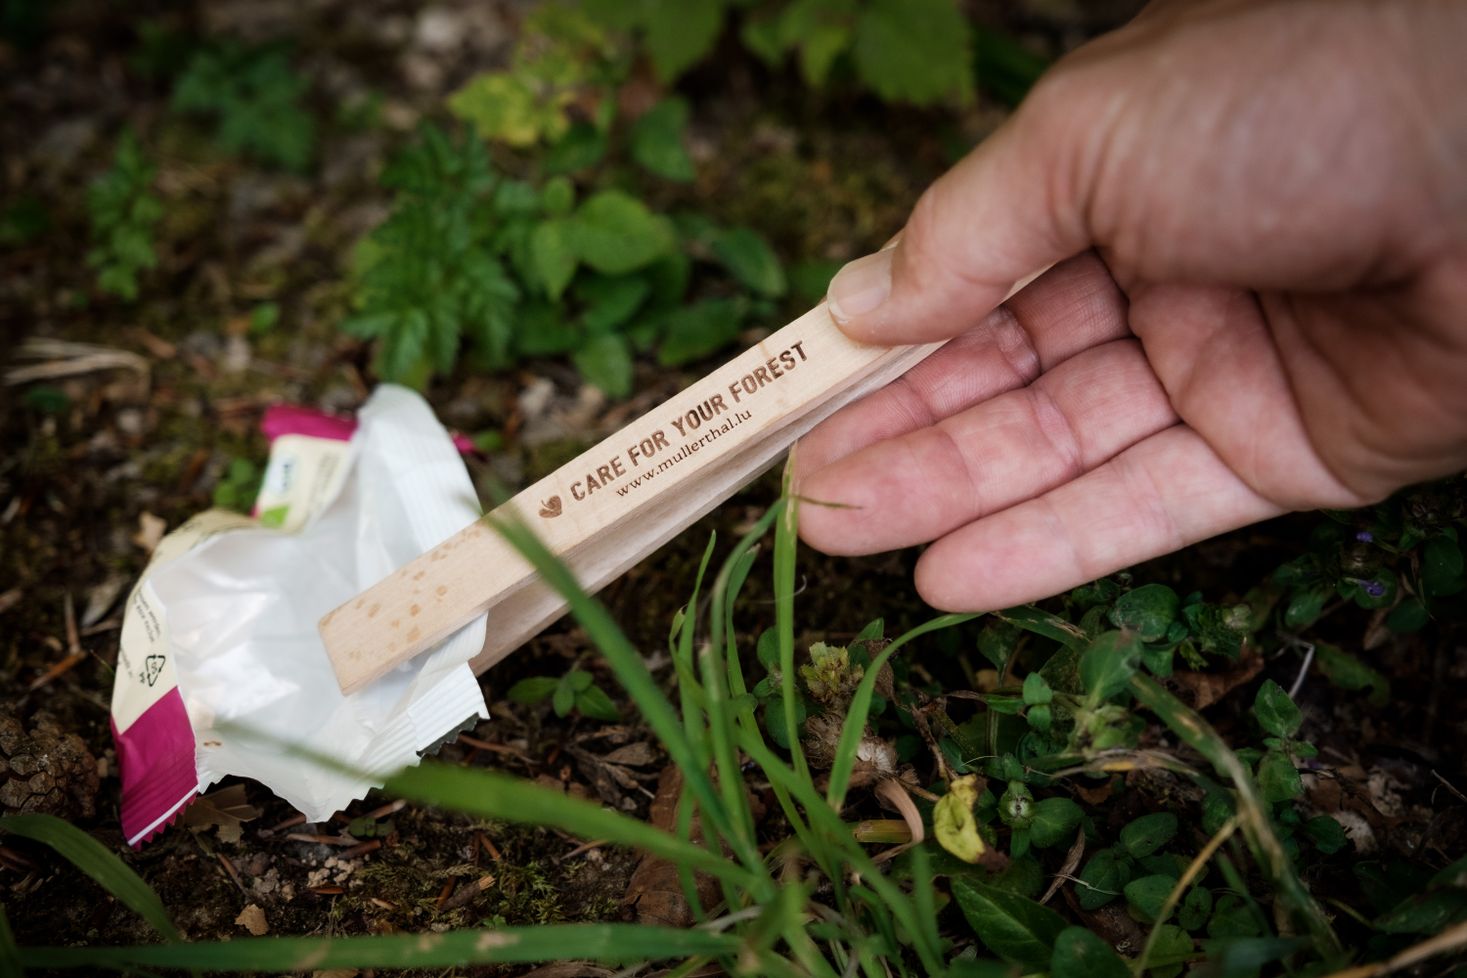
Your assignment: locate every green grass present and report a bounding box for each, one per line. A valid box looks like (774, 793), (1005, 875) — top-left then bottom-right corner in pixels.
(8, 471), (1467, 976)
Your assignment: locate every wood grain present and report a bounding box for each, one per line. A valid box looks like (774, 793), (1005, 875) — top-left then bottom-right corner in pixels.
(321, 272), (1046, 693)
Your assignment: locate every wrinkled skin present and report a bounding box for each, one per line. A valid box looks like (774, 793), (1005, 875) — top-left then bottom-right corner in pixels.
(796, 0), (1467, 611)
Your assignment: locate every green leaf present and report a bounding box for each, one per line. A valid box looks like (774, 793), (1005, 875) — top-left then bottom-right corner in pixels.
(1314, 642), (1388, 706)
(506, 676), (559, 705)
(0, 814), (180, 941)
(449, 72), (560, 147)
(1422, 536), (1465, 597)
(850, 0), (972, 106)
(1146, 924), (1194, 973)
(546, 123), (608, 174)
(645, 0), (724, 82)
(1021, 672), (1052, 706)
(708, 226), (785, 297)
(573, 332), (634, 398)
(1076, 847), (1131, 911)
(552, 678), (576, 717)
(934, 774), (987, 864)
(1256, 750), (1302, 803)
(951, 878), (1067, 968)
(1375, 889), (1467, 934)
(657, 298), (742, 366)
(572, 191), (675, 275)
(1179, 885), (1213, 931)
(1283, 585), (1330, 629)
(1125, 874), (1176, 924)
(578, 275), (651, 333)
(788, 258), (842, 304)
(1121, 812), (1178, 859)
(1303, 815), (1347, 854)
(1028, 796), (1083, 849)
(575, 684), (621, 722)
(1385, 596), (1430, 633)
(1080, 630), (1142, 702)
(530, 218), (578, 300)
(630, 98), (695, 181)
(1051, 926), (1129, 978)
(1251, 679), (1302, 738)
(1109, 584), (1180, 642)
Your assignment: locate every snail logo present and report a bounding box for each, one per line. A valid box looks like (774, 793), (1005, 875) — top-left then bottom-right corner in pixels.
(538, 495), (563, 518)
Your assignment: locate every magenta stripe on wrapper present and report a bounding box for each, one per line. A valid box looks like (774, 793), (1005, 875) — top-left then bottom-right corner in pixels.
(113, 687), (200, 847)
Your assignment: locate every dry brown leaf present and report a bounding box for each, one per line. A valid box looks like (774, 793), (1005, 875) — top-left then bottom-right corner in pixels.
(623, 765), (719, 927)
(235, 903), (268, 935)
(184, 784), (260, 844)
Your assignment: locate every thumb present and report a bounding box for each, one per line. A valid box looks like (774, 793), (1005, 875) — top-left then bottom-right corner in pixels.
(826, 78), (1096, 345)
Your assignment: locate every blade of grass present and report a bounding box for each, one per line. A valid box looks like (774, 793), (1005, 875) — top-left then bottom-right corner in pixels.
(0, 814), (180, 942)
(0, 904), (20, 978)
(706, 535), (767, 852)
(775, 463), (809, 785)
(488, 511), (769, 890)
(675, 534), (719, 770)
(386, 763), (755, 890)
(20, 924), (741, 972)
(1129, 675), (1342, 959)
(738, 734), (943, 976)
(709, 497), (826, 875)
(827, 613), (979, 810)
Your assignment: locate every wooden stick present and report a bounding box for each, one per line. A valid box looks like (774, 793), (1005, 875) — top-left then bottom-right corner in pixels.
(320, 282), (1041, 693)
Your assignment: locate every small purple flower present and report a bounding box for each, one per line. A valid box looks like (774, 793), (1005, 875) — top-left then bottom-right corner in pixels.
(1355, 530), (1374, 543)
(1356, 578), (1387, 598)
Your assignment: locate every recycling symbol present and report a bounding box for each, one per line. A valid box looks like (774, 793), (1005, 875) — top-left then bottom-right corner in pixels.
(143, 654), (166, 687)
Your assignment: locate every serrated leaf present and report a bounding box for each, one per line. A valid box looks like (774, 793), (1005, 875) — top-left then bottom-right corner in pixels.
(1256, 750), (1302, 803)
(1028, 796), (1082, 849)
(1252, 679), (1302, 738)
(657, 298), (741, 366)
(1051, 926), (1129, 978)
(1109, 584), (1180, 642)
(1121, 812), (1178, 859)
(851, 0), (972, 106)
(645, 0), (724, 82)
(573, 332), (634, 397)
(952, 878), (1067, 968)
(572, 191), (675, 275)
(630, 98), (695, 181)
(578, 275), (651, 333)
(530, 219), (578, 300)
(709, 226), (785, 297)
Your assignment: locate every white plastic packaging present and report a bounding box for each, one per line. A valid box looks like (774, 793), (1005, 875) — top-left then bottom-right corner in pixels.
(111, 386), (488, 845)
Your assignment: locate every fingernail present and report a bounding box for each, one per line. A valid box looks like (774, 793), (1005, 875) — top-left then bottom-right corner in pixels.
(827, 249), (892, 325)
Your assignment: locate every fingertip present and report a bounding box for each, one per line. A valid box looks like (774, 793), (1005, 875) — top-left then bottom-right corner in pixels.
(826, 249), (893, 344)
(913, 551), (981, 613)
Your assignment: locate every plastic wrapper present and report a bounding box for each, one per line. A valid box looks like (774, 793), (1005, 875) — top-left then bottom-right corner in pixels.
(111, 386), (488, 846)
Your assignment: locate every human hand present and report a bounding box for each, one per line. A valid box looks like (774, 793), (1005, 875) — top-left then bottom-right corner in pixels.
(795, 0), (1467, 611)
